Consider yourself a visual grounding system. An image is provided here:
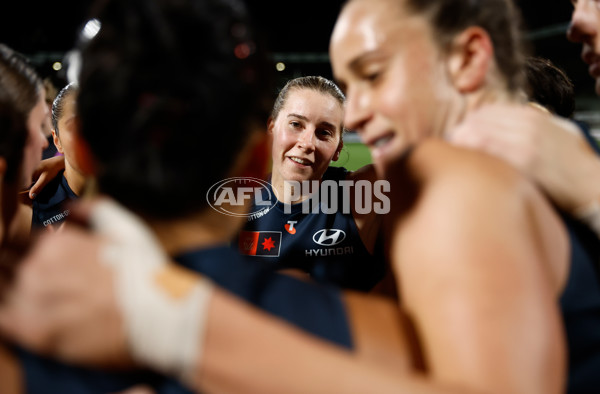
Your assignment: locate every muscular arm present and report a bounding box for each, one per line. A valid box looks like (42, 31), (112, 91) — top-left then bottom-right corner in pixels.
(450, 103), (600, 214)
(386, 141), (568, 393)
(29, 155), (65, 199)
(193, 287), (476, 394)
(0, 220), (416, 393)
(2, 186), (564, 393)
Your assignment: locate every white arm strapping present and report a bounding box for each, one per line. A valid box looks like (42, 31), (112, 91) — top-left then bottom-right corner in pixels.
(89, 198), (213, 383)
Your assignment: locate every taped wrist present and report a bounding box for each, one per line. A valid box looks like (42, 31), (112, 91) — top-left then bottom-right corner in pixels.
(90, 199), (213, 382)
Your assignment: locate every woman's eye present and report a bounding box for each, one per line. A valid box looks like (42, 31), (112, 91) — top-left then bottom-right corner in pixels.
(366, 72), (380, 82)
(290, 121), (302, 128)
(318, 129), (333, 138)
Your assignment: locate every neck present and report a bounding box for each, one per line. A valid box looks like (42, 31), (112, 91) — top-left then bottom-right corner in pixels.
(448, 83), (522, 136)
(148, 209), (245, 256)
(468, 85), (521, 110)
(63, 161), (87, 196)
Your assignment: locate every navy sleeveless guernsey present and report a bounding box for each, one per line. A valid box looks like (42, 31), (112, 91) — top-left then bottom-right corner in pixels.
(237, 166), (385, 291)
(559, 213), (600, 393)
(31, 170), (78, 228)
(559, 121), (600, 393)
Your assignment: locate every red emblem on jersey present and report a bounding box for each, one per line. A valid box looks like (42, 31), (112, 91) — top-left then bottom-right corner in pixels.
(262, 237), (275, 251)
(238, 231), (281, 256)
(284, 220), (297, 235)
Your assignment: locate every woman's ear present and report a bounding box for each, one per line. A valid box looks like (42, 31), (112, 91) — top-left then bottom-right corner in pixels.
(332, 139), (344, 162)
(446, 26), (494, 93)
(52, 130), (64, 154)
(267, 117), (275, 135)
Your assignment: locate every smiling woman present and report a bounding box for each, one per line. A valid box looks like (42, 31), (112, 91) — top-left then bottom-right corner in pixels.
(236, 75), (389, 292)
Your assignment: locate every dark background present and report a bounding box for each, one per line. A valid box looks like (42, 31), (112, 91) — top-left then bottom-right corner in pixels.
(0, 1), (594, 109)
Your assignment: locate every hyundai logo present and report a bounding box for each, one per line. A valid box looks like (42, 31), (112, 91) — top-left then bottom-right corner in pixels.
(312, 229), (346, 246)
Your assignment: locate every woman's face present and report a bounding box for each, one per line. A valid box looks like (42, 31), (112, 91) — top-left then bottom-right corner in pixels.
(21, 92), (48, 189)
(568, 0), (600, 95)
(53, 92), (82, 173)
(270, 88), (343, 185)
(330, 0), (459, 172)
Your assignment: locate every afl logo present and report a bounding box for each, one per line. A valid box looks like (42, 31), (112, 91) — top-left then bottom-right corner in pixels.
(206, 177), (274, 218)
(312, 229), (346, 246)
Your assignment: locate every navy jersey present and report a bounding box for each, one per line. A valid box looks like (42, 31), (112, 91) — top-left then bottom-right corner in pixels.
(15, 346), (187, 394)
(16, 243), (352, 393)
(176, 244), (353, 348)
(559, 214), (600, 394)
(560, 120), (600, 393)
(237, 166), (385, 291)
(31, 171), (78, 228)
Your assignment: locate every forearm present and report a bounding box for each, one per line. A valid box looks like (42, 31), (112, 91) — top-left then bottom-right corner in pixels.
(192, 289), (473, 394)
(343, 291), (415, 374)
(563, 147), (600, 236)
(557, 145), (600, 213)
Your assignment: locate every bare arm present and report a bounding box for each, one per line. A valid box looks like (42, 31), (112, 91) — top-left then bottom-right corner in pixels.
(0, 226), (474, 394)
(28, 155), (65, 199)
(386, 141), (568, 393)
(2, 192), (558, 394)
(450, 103), (600, 214)
(194, 287), (483, 394)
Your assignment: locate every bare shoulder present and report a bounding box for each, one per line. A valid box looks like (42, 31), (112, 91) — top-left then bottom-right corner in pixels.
(403, 139), (560, 215)
(383, 138), (568, 393)
(408, 139), (533, 191)
(387, 139), (569, 296)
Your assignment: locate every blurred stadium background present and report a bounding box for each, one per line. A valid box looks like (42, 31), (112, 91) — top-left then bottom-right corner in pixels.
(1, 1), (596, 152)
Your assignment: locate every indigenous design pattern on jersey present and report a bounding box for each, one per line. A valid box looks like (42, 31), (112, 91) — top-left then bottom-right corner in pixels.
(238, 231), (282, 256)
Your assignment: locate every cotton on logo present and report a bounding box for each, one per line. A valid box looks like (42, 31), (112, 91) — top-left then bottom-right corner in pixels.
(312, 229), (346, 246)
(206, 177), (274, 218)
